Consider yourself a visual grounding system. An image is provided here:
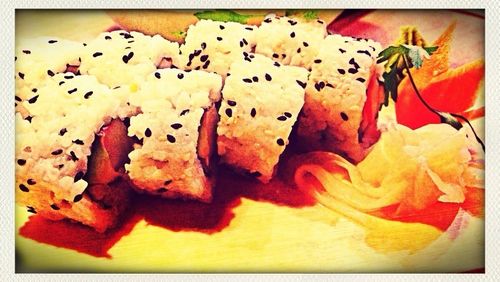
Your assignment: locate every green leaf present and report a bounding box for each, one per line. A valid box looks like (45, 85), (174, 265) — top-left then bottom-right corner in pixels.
(194, 10), (252, 24)
(424, 46), (438, 56)
(303, 10), (319, 20)
(376, 45), (408, 64)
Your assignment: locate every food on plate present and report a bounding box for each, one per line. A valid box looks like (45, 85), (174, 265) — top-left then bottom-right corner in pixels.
(217, 54), (309, 182)
(297, 34), (384, 162)
(79, 30), (180, 89)
(15, 73), (132, 232)
(179, 19), (256, 76)
(254, 16), (327, 69)
(125, 69), (222, 202)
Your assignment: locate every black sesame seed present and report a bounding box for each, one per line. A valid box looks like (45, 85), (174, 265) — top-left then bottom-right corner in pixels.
(194, 66), (201, 70)
(244, 57), (251, 62)
(194, 49), (202, 56)
(225, 108), (233, 117)
(180, 109), (189, 116)
(50, 204), (60, 210)
(105, 35), (112, 40)
(284, 112), (292, 118)
(64, 75), (74, 79)
(265, 73), (272, 81)
(177, 73), (184, 79)
(245, 27), (253, 30)
(340, 112), (349, 121)
(356, 77), (366, 83)
(326, 83), (334, 88)
(15, 56), (17, 61)
(27, 179), (36, 185)
(297, 47), (301, 53)
(59, 81), (65, 86)
(240, 41), (244, 48)
(357, 50), (371, 57)
(252, 76), (258, 82)
(227, 100), (237, 106)
(242, 78), (252, 83)
(122, 52), (134, 64)
(290, 32), (296, 38)
(288, 20), (297, 25)
(337, 69), (346, 75)
(28, 95), (39, 104)
(339, 48), (346, 53)
(84, 91), (93, 99)
(272, 53), (279, 58)
(303, 42), (309, 47)
(73, 194), (83, 203)
(58, 164), (64, 169)
(47, 70), (55, 76)
(348, 68), (358, 74)
(277, 116), (287, 121)
(51, 149), (63, 155)
(277, 138), (285, 146)
(15, 96), (22, 102)
(27, 206), (37, 214)
(18, 72), (25, 79)
(73, 139), (84, 145)
(25, 116), (32, 123)
(70, 151), (79, 161)
(74, 171), (84, 182)
(201, 42), (207, 49)
(154, 72), (161, 79)
(93, 52), (103, 58)
(314, 82), (321, 92)
(349, 58), (360, 69)
(250, 108), (256, 117)
(19, 184), (29, 192)
(66, 88), (77, 95)
(200, 54), (209, 62)
(296, 80), (307, 89)
(202, 60), (210, 69)
(216, 37), (223, 41)
(274, 62), (280, 67)
(83, 43), (87, 46)
(242, 38), (248, 45)
(167, 134), (176, 143)
(164, 180), (172, 185)
(264, 18), (272, 23)
(171, 123), (182, 130)
(48, 39), (58, 44)
(22, 50), (31, 54)
(219, 24), (225, 30)
(281, 54), (286, 58)
(128, 40), (135, 43)
(145, 128), (152, 137)
(314, 59), (322, 64)
(59, 128), (67, 136)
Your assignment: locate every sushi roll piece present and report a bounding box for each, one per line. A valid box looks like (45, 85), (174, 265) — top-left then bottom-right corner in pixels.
(217, 54), (309, 182)
(125, 69), (222, 202)
(297, 34), (384, 162)
(79, 30), (180, 88)
(254, 16), (327, 69)
(15, 37), (83, 117)
(179, 19), (256, 76)
(15, 73), (132, 232)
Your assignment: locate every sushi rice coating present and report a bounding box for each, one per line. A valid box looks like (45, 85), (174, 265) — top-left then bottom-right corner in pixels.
(179, 19), (257, 76)
(15, 73), (131, 231)
(297, 34), (383, 162)
(255, 16), (327, 69)
(79, 30), (180, 89)
(217, 54), (309, 182)
(126, 69), (222, 202)
(15, 37), (83, 117)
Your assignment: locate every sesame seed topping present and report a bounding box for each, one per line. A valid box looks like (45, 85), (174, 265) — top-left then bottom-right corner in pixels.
(171, 123), (182, 129)
(50, 204), (60, 210)
(27, 206), (36, 213)
(15, 96), (22, 102)
(105, 35), (112, 40)
(22, 50), (31, 54)
(265, 73), (272, 81)
(288, 20), (297, 25)
(357, 50), (371, 57)
(227, 100), (237, 106)
(27, 179), (36, 185)
(339, 48), (346, 53)
(264, 18), (272, 23)
(337, 69), (346, 75)
(200, 55), (209, 62)
(281, 54), (286, 58)
(47, 70), (55, 76)
(194, 49), (202, 56)
(19, 184), (29, 192)
(202, 60), (210, 69)
(290, 32), (295, 38)
(93, 52), (103, 58)
(277, 138), (285, 146)
(167, 134), (176, 143)
(59, 81), (65, 86)
(25, 116), (32, 123)
(303, 42), (309, 47)
(356, 77), (366, 83)
(314, 82), (321, 92)
(314, 59), (322, 64)
(67, 88), (77, 94)
(201, 42), (207, 49)
(18, 72), (25, 79)
(216, 36), (223, 41)
(28, 95), (39, 104)
(48, 40), (58, 44)
(296, 80), (307, 89)
(154, 72), (161, 79)
(73, 139), (84, 145)
(277, 116), (287, 121)
(58, 164), (64, 169)
(250, 108), (256, 117)
(51, 149), (63, 155)
(70, 151), (79, 161)
(340, 112), (349, 121)
(225, 108), (233, 117)
(164, 180), (172, 185)
(284, 112), (292, 118)
(297, 48), (301, 53)
(73, 194), (83, 203)
(194, 66), (201, 70)
(145, 128), (152, 137)
(272, 53), (279, 58)
(84, 91), (93, 99)
(252, 76), (259, 82)
(245, 27), (253, 30)
(219, 24), (225, 30)
(74, 171), (84, 182)
(59, 128), (67, 136)
(240, 41), (244, 48)
(242, 38), (248, 45)
(122, 51), (134, 64)
(180, 109), (189, 116)
(274, 62), (280, 67)
(349, 58), (360, 69)
(177, 73), (184, 79)
(242, 78), (252, 83)
(348, 68), (358, 74)
(64, 75), (74, 79)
